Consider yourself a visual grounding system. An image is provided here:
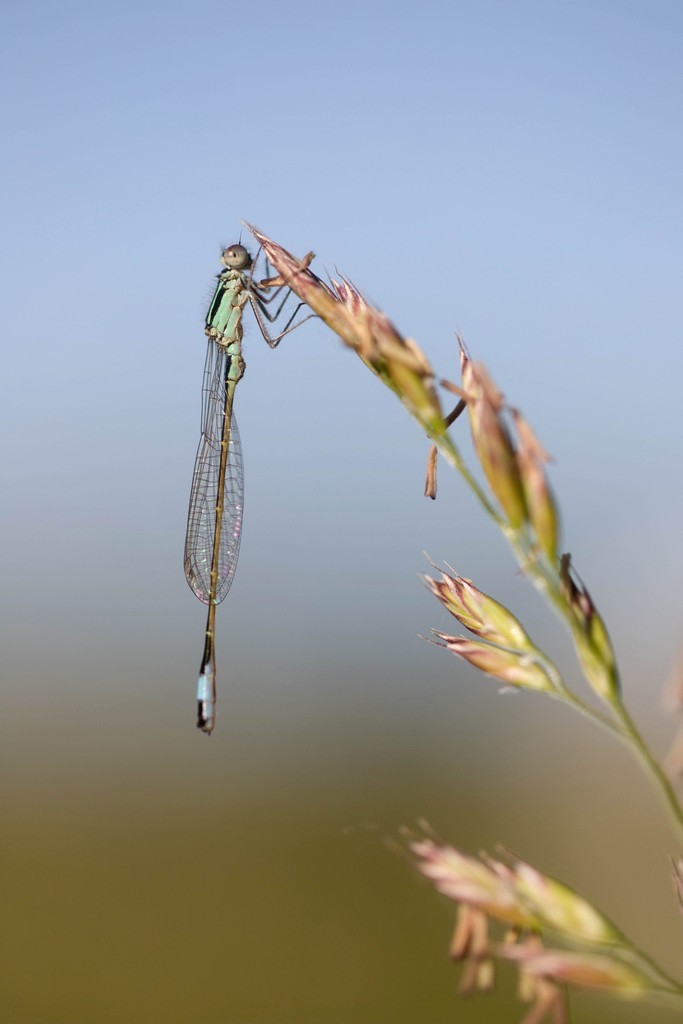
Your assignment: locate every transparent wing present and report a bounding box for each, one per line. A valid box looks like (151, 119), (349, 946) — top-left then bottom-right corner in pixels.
(184, 340), (244, 605)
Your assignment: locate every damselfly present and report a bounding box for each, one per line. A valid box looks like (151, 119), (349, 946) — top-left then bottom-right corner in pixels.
(184, 241), (314, 734)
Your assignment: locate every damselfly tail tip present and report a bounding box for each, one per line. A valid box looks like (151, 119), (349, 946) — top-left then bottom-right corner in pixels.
(197, 670), (216, 734)
(197, 700), (215, 735)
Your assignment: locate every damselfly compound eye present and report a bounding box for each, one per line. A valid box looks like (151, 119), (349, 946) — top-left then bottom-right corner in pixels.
(222, 244), (251, 270)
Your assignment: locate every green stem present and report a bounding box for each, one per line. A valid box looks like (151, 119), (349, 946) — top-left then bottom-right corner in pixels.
(526, 551), (683, 844)
(555, 688), (621, 737)
(615, 942), (683, 997)
(611, 702), (683, 848)
(431, 431), (503, 523)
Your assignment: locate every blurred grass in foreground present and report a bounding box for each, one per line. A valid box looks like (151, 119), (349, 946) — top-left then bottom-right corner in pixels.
(3, 718), (682, 1024)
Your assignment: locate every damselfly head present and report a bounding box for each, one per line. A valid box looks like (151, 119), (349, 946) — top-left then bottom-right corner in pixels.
(221, 243), (252, 270)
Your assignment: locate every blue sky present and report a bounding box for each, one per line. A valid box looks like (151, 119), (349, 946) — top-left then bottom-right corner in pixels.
(3, 0), (683, 780)
(3, 0), (681, 715)
(2, 3), (683, 1019)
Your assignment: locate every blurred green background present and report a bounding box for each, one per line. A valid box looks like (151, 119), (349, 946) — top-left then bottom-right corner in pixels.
(3, 1), (683, 1021)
